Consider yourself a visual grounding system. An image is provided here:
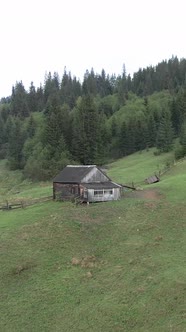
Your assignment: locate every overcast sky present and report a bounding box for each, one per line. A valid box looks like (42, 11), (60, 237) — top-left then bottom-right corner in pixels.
(0, 0), (185, 98)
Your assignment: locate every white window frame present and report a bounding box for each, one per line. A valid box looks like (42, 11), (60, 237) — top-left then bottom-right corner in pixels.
(94, 189), (113, 197)
(94, 190), (104, 197)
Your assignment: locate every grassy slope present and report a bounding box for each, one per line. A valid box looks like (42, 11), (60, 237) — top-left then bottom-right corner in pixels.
(157, 161), (186, 202)
(0, 160), (51, 203)
(107, 148), (174, 185)
(0, 152), (186, 332)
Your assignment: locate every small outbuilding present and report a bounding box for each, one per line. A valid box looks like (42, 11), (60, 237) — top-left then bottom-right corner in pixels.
(53, 165), (121, 203)
(145, 175), (160, 184)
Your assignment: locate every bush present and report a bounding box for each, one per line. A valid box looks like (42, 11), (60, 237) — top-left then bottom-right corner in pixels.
(153, 150), (161, 156)
(174, 144), (185, 160)
(23, 157), (50, 181)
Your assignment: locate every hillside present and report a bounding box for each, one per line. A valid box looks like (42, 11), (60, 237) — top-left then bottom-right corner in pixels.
(107, 148), (174, 185)
(0, 152), (185, 331)
(1, 56), (186, 181)
(0, 160), (51, 203)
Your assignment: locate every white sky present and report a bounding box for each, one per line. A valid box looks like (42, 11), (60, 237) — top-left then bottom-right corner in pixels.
(0, 0), (186, 98)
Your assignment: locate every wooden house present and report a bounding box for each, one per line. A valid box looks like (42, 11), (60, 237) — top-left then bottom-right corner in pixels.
(53, 165), (121, 203)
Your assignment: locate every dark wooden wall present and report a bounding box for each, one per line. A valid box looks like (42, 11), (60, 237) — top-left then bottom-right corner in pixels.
(53, 183), (79, 200)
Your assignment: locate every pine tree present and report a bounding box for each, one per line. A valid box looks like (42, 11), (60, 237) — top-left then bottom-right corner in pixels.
(27, 115), (36, 138)
(135, 119), (146, 151)
(60, 69), (76, 107)
(44, 111), (61, 155)
(81, 95), (98, 164)
(0, 114), (6, 158)
(117, 64), (127, 106)
(28, 82), (37, 113)
(11, 82), (29, 117)
(127, 120), (136, 154)
(156, 111), (174, 152)
(58, 103), (71, 146)
(0, 114), (5, 146)
(7, 118), (26, 169)
(148, 114), (157, 147)
(36, 85), (45, 112)
(71, 109), (86, 163)
(180, 122), (186, 155)
(111, 116), (118, 137)
(72, 95), (100, 164)
(170, 98), (182, 135)
(82, 69), (97, 96)
(119, 121), (128, 156)
(94, 112), (109, 164)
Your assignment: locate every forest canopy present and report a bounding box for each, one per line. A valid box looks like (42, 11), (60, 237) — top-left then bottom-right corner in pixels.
(0, 56), (186, 180)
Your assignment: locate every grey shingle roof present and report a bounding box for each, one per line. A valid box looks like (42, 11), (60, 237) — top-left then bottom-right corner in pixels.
(53, 165), (96, 183)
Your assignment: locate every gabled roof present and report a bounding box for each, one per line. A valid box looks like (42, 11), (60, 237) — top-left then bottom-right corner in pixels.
(53, 165), (96, 183)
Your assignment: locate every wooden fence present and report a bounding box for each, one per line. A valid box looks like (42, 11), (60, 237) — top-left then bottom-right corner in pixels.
(121, 157), (186, 189)
(0, 196), (53, 211)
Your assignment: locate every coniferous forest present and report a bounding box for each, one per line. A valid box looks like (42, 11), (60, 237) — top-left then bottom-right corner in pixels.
(0, 56), (186, 180)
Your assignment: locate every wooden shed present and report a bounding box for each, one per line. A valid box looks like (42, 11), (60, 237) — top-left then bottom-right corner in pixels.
(53, 165), (121, 203)
(145, 175), (160, 184)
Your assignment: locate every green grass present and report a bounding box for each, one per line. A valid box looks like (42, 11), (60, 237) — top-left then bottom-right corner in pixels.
(156, 160), (186, 202)
(0, 160), (51, 203)
(107, 148), (186, 202)
(0, 153), (186, 332)
(107, 148), (174, 185)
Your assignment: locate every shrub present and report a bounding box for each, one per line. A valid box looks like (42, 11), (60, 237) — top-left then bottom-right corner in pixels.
(153, 150), (161, 156)
(174, 144), (185, 160)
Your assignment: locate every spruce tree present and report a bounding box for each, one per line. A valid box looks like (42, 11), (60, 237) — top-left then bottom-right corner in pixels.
(82, 69), (97, 96)
(28, 82), (37, 113)
(170, 98), (182, 135)
(135, 119), (146, 151)
(72, 95), (100, 164)
(0, 115), (5, 146)
(44, 111), (62, 155)
(7, 118), (26, 169)
(81, 95), (98, 164)
(127, 120), (136, 154)
(119, 121), (128, 156)
(11, 82), (29, 117)
(180, 122), (186, 156)
(36, 85), (45, 112)
(71, 109), (86, 163)
(27, 115), (36, 138)
(148, 114), (157, 147)
(156, 111), (174, 152)
(0, 115), (6, 158)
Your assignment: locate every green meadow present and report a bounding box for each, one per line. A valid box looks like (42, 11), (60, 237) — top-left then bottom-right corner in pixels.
(0, 151), (185, 332)
(107, 148), (174, 185)
(0, 160), (51, 203)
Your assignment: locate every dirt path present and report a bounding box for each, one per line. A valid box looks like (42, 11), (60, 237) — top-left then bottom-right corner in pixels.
(125, 188), (164, 200)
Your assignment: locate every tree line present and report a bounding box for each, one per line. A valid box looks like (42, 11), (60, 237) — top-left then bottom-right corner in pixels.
(0, 56), (186, 180)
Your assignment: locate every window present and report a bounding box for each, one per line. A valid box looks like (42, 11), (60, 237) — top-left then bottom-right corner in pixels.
(104, 190), (113, 195)
(94, 189), (113, 196)
(94, 190), (103, 196)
